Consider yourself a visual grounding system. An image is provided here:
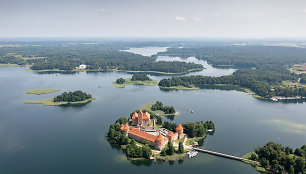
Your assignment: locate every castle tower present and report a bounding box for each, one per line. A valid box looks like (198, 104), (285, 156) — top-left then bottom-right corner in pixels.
(138, 110), (143, 125)
(132, 112), (138, 125)
(167, 131), (175, 142)
(123, 123), (130, 133)
(155, 133), (165, 150)
(176, 124), (184, 139)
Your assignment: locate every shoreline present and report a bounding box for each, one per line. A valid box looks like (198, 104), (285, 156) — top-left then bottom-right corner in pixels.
(24, 97), (95, 106)
(25, 67), (204, 75)
(113, 78), (158, 88)
(25, 89), (60, 95)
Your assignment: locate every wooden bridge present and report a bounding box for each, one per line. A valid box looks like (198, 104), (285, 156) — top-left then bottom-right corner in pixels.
(193, 147), (260, 165)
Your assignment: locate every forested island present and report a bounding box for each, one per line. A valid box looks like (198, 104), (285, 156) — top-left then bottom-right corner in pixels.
(24, 90), (95, 106)
(0, 42), (203, 74)
(113, 74), (158, 88)
(107, 109), (215, 161)
(243, 142), (305, 173)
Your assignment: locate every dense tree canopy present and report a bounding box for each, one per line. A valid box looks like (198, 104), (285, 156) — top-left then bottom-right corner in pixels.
(252, 142), (306, 173)
(158, 67), (306, 98)
(53, 91), (92, 102)
(159, 46), (306, 68)
(151, 101), (175, 114)
(0, 42), (203, 73)
(131, 74), (151, 81)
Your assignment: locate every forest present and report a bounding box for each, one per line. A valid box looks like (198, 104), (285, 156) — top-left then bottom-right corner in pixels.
(159, 46), (306, 68)
(131, 74), (151, 81)
(151, 101), (176, 114)
(158, 67), (306, 98)
(53, 91), (92, 102)
(0, 42), (202, 74)
(248, 142), (305, 173)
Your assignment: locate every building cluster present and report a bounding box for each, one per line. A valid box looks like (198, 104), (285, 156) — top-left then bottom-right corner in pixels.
(120, 110), (184, 150)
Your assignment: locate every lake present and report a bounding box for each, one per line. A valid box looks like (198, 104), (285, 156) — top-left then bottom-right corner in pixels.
(0, 47), (305, 174)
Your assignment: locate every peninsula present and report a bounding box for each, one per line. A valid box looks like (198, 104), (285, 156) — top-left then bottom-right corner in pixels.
(140, 101), (176, 116)
(242, 142), (306, 173)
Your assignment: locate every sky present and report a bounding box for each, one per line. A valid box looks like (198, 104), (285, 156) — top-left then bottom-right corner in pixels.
(1, 0), (306, 38)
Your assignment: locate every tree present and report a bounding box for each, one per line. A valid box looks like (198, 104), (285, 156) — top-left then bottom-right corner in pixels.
(156, 116), (163, 125)
(166, 142), (175, 156)
(260, 158), (269, 168)
(116, 78), (125, 84)
(178, 142), (184, 154)
(160, 148), (167, 156)
(295, 157), (305, 173)
(142, 145), (152, 159)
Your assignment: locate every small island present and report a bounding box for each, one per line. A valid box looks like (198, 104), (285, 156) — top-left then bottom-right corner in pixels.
(107, 108), (215, 161)
(242, 142), (306, 173)
(24, 90), (95, 106)
(113, 74), (158, 88)
(25, 89), (60, 95)
(141, 101), (176, 116)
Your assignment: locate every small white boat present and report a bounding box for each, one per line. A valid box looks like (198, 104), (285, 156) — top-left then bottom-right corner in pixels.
(187, 151), (198, 158)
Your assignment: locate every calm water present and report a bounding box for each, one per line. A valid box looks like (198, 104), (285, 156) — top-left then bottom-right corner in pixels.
(0, 47), (305, 174)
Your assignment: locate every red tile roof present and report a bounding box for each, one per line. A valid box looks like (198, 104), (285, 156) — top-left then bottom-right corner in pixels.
(176, 124), (183, 131)
(156, 133), (164, 142)
(128, 128), (158, 142)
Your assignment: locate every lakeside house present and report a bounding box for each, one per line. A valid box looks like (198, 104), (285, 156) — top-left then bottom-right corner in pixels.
(120, 119), (184, 150)
(78, 64), (87, 70)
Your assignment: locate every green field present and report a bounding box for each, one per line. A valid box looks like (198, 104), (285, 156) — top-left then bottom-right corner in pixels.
(0, 64), (21, 67)
(113, 78), (158, 88)
(140, 103), (177, 116)
(25, 89), (60, 95)
(153, 153), (186, 161)
(24, 97), (95, 106)
(159, 85), (199, 90)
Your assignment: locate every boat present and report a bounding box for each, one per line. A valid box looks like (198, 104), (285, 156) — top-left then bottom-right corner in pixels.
(187, 151), (198, 158)
(190, 110), (194, 113)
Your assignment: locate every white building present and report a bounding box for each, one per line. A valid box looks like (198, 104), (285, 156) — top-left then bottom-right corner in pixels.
(78, 64), (87, 70)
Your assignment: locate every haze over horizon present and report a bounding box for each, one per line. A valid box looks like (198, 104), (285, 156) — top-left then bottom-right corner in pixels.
(1, 0), (306, 38)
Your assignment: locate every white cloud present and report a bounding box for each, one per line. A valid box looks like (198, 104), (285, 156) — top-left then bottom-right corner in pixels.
(302, 9), (306, 14)
(100, 8), (107, 13)
(213, 12), (220, 17)
(193, 17), (202, 22)
(175, 16), (186, 21)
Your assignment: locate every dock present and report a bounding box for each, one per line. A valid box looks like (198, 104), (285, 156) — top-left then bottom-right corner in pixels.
(193, 147), (259, 165)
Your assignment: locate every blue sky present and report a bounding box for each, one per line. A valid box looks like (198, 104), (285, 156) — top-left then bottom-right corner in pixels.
(1, 0), (306, 38)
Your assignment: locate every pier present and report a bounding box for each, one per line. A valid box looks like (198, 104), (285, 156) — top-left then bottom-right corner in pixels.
(193, 147), (260, 165)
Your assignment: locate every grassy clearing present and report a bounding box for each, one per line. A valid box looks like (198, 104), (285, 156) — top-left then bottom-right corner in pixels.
(140, 103), (177, 116)
(113, 78), (158, 88)
(256, 166), (266, 172)
(153, 153), (186, 161)
(159, 85), (199, 90)
(186, 136), (205, 146)
(25, 89), (60, 95)
(242, 88), (266, 100)
(24, 97), (95, 106)
(0, 64), (21, 67)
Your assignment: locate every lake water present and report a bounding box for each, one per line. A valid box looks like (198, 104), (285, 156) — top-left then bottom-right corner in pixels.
(0, 47), (305, 174)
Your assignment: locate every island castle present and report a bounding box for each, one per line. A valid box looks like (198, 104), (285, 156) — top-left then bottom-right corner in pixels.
(120, 121), (184, 150)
